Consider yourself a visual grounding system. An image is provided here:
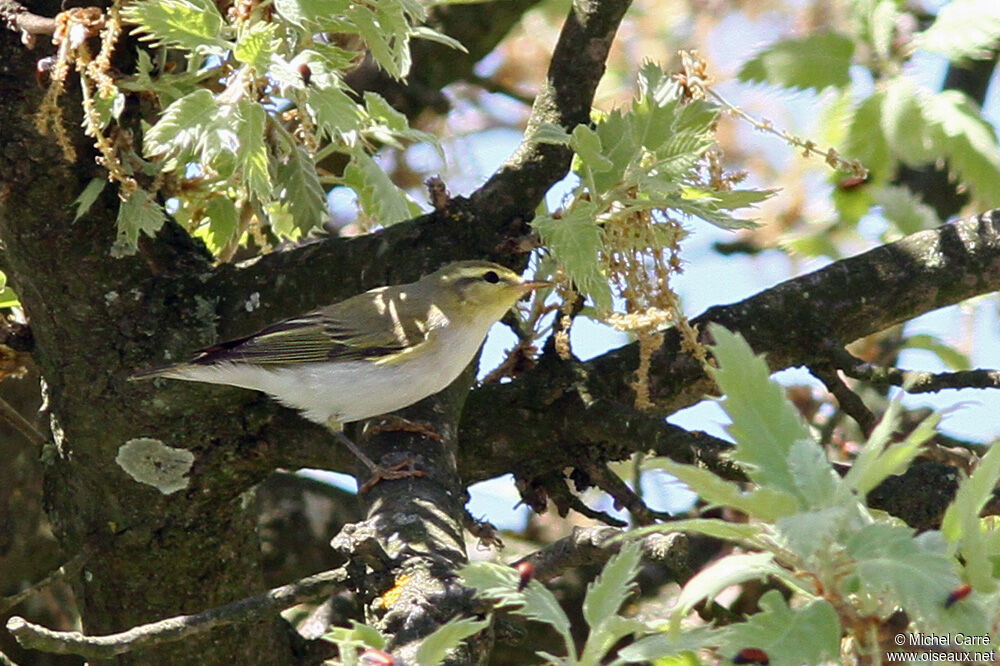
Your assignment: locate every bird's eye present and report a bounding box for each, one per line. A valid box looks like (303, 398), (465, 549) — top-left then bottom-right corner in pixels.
(483, 271), (500, 284)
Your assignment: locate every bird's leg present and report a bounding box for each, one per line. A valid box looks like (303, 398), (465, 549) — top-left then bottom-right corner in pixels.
(327, 423), (425, 493)
(369, 414), (443, 442)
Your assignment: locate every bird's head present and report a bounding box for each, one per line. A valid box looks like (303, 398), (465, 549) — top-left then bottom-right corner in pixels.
(423, 260), (550, 323)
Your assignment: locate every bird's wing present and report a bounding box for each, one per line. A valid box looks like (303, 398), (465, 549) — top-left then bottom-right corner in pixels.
(189, 290), (433, 366)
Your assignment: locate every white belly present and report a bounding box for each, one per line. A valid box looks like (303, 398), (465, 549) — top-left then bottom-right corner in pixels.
(162, 319), (492, 426)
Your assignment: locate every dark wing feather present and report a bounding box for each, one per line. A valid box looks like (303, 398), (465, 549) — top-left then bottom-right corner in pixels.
(189, 292), (429, 366)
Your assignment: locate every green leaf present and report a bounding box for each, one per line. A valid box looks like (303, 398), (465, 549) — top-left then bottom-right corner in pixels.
(273, 0), (351, 28)
(322, 619), (385, 665)
(669, 190), (770, 231)
(532, 204), (611, 312)
(775, 504), (860, 562)
(668, 553), (784, 633)
(272, 146), (327, 237)
(915, 0), (1000, 61)
(880, 77), (937, 167)
(235, 101), (272, 196)
(709, 189), (776, 210)
(122, 0), (229, 55)
(844, 92), (890, 184)
(738, 32), (855, 92)
(645, 460), (797, 521)
(415, 616), (489, 666)
(714, 591), (841, 666)
(900, 334), (971, 371)
(572, 124), (614, 174)
(345, 1), (418, 79)
(874, 185), (941, 235)
(302, 59), (365, 139)
(409, 25), (467, 53)
(583, 542), (641, 630)
(342, 150), (421, 227)
(867, 0), (898, 62)
(844, 405), (936, 496)
(615, 627), (715, 664)
(628, 518), (764, 544)
(0, 286), (18, 309)
(72, 178), (107, 222)
(85, 87), (125, 135)
(706, 325), (813, 503)
(845, 524), (960, 619)
(234, 21), (277, 70)
(527, 122), (572, 146)
(363, 92), (442, 156)
(461, 562), (576, 661)
(580, 615), (647, 666)
(112, 189), (166, 257)
(199, 196), (239, 254)
(941, 442), (1000, 591)
(923, 90), (1000, 208)
(785, 438), (842, 509)
(0, 271), (18, 309)
(142, 88), (221, 168)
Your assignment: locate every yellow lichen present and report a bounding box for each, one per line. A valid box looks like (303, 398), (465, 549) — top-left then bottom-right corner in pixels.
(378, 574), (412, 608)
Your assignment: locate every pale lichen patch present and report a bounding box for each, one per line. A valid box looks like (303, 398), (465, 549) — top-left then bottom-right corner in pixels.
(116, 438), (195, 495)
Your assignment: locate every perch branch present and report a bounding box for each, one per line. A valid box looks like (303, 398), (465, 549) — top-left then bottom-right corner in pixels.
(6, 567), (348, 658)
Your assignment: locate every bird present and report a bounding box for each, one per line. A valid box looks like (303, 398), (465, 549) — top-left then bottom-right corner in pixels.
(132, 260), (550, 490)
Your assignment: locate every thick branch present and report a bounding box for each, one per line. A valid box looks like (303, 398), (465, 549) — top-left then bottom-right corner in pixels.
(1, 0), (56, 37)
(457, 210), (1000, 483)
(513, 526), (691, 583)
(5, 567), (348, 659)
(471, 0), (631, 220)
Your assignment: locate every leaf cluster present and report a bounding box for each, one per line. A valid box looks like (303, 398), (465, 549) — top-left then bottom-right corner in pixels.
(79, 0), (450, 257)
(737, 1), (1000, 257)
(533, 63), (774, 312)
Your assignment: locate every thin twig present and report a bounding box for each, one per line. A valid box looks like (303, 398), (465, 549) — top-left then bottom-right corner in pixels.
(7, 567), (348, 659)
(845, 363), (1000, 393)
(582, 462), (660, 526)
(545, 476), (628, 528)
(0, 648), (20, 666)
(0, 553), (85, 616)
(810, 365), (878, 436)
(0, 395), (47, 446)
(466, 73), (535, 107)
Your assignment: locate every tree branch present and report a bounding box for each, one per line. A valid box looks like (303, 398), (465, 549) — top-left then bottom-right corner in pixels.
(841, 359), (1000, 393)
(1, 0), (56, 39)
(457, 209), (1000, 483)
(5, 567), (348, 659)
(809, 365), (878, 436)
(513, 526), (691, 583)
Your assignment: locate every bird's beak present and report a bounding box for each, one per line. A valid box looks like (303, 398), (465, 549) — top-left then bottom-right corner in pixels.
(519, 280), (553, 292)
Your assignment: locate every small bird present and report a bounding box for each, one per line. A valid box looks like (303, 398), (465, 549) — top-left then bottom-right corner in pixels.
(132, 260), (549, 490)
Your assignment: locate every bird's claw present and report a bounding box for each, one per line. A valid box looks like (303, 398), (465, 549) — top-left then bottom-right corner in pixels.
(369, 416), (443, 442)
(359, 460), (426, 493)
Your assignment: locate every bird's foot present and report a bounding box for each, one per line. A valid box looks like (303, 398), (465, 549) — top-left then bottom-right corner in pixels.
(369, 415), (443, 442)
(358, 460), (426, 494)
